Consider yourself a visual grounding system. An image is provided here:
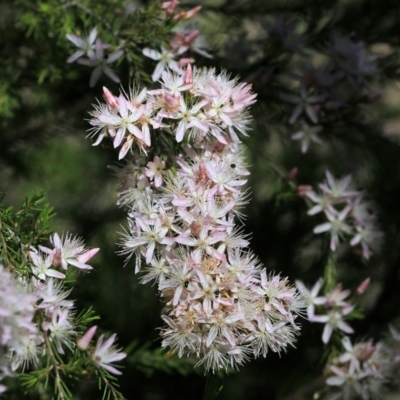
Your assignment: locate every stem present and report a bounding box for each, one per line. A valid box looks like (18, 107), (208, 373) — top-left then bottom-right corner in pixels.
(203, 374), (223, 400)
(98, 369), (124, 400)
(323, 252), (337, 293)
(63, 1), (119, 39)
(0, 218), (11, 269)
(43, 333), (66, 400)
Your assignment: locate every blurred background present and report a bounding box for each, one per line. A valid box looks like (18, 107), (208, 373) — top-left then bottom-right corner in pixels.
(2, 0), (400, 398)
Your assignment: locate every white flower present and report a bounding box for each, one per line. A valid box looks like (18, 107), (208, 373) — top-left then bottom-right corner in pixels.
(66, 27), (99, 63)
(291, 122), (322, 153)
(142, 47), (184, 82)
(92, 333), (127, 375)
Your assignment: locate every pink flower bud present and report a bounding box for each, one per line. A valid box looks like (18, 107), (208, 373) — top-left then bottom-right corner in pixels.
(103, 87), (119, 109)
(173, 6), (201, 21)
(161, 0), (179, 15)
(161, 92), (180, 113)
(297, 185), (313, 197)
(287, 167), (298, 180)
(78, 248), (100, 264)
(359, 345), (376, 362)
(184, 64), (193, 85)
(183, 5), (201, 19)
(77, 325), (97, 350)
(183, 30), (199, 44)
(356, 277), (370, 295)
(179, 58), (195, 67)
(52, 248), (62, 267)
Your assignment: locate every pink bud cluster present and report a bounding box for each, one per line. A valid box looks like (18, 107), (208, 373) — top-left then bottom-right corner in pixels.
(92, 67), (306, 371)
(89, 66), (257, 160)
(143, 3), (211, 82)
(304, 171), (383, 259)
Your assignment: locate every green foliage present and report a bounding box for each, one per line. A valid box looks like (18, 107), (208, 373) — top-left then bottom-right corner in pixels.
(0, 193), (55, 275)
(127, 340), (197, 377)
(203, 375), (223, 400)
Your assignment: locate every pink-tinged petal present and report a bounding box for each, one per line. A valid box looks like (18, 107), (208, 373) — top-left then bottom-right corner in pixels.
(326, 376), (344, 386)
(0, 308), (11, 317)
(152, 61), (166, 82)
(66, 33), (83, 47)
(78, 248), (100, 263)
(313, 222), (331, 234)
(337, 321), (354, 334)
(90, 66), (102, 88)
(175, 235), (196, 246)
(161, 315), (176, 329)
(145, 242), (156, 264)
(119, 137), (133, 160)
(173, 285), (183, 306)
(88, 27), (98, 44)
(222, 327), (236, 347)
(106, 352), (127, 363)
(47, 269), (66, 279)
(322, 324), (333, 344)
(67, 50), (85, 63)
(100, 334), (117, 352)
(39, 245), (53, 255)
(142, 48), (162, 61)
(206, 326), (218, 347)
(260, 270), (267, 288)
(61, 259), (68, 270)
(67, 259), (93, 270)
(160, 237), (175, 246)
(103, 66), (120, 83)
(101, 364), (123, 375)
(92, 133), (105, 146)
(196, 269), (208, 287)
(53, 233), (62, 248)
(107, 49), (124, 64)
(128, 124), (144, 140)
(154, 174), (163, 187)
(77, 325), (97, 350)
(309, 314), (328, 323)
(220, 113), (232, 126)
(113, 128), (125, 148)
(142, 125), (151, 146)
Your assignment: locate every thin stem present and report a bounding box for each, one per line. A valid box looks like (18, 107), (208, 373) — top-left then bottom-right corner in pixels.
(63, 1), (119, 40)
(98, 369), (124, 400)
(323, 252), (337, 293)
(43, 333), (66, 400)
(0, 218), (11, 269)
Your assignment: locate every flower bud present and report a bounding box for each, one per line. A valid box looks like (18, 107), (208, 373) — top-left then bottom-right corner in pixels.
(77, 325), (97, 350)
(103, 87), (119, 109)
(356, 277), (371, 295)
(297, 185), (313, 197)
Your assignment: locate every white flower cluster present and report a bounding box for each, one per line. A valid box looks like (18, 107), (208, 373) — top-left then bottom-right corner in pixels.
(296, 279), (354, 344)
(324, 336), (396, 400)
(305, 171), (383, 259)
(91, 67), (306, 371)
(0, 234), (125, 394)
(0, 265), (37, 390)
(89, 66), (256, 159)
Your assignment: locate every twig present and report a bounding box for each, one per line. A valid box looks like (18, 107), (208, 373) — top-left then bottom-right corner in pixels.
(43, 333), (67, 400)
